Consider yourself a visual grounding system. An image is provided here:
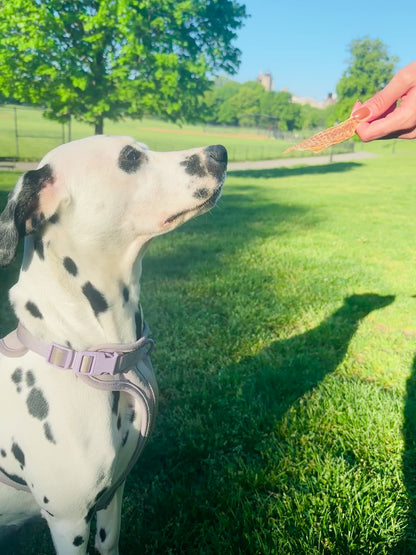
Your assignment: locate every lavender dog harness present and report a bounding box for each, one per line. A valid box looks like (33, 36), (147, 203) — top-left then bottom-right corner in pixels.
(0, 323), (158, 511)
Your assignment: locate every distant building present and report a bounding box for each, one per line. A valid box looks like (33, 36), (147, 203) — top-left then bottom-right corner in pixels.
(321, 92), (337, 108)
(257, 71), (273, 91)
(291, 92), (337, 109)
(255, 70), (337, 108)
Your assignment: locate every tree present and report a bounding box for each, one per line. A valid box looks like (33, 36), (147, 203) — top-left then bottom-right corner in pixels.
(0, 0), (247, 133)
(335, 37), (398, 121)
(201, 78), (241, 124)
(260, 90), (301, 131)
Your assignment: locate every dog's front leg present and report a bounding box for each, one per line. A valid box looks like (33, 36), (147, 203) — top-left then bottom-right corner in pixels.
(42, 510), (90, 555)
(94, 481), (125, 555)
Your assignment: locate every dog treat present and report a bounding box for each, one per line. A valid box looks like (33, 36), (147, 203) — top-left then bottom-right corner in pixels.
(284, 115), (364, 153)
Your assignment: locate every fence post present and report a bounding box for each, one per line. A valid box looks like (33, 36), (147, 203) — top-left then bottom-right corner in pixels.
(13, 107), (19, 161)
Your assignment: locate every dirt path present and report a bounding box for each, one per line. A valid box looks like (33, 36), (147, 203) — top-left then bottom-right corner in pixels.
(227, 151), (378, 171)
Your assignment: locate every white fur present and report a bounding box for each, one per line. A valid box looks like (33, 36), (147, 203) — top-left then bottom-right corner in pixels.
(0, 135), (226, 554)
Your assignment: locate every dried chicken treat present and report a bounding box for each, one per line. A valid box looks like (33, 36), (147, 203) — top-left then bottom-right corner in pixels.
(284, 115), (364, 153)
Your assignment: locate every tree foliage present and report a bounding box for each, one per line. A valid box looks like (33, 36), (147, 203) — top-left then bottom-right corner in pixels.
(201, 78), (329, 132)
(335, 37), (398, 121)
(0, 0), (247, 133)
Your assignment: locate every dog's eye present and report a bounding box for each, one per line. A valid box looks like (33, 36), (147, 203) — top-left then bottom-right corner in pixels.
(118, 145), (143, 174)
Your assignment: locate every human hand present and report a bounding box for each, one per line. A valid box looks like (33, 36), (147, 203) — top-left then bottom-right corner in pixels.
(351, 61), (416, 141)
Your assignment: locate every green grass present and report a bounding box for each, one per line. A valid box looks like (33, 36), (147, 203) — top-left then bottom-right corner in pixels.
(2, 150), (416, 553)
(0, 103), (393, 163)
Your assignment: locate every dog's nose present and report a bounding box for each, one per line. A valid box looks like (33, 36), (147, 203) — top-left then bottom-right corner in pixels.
(206, 144), (228, 164)
(205, 145), (228, 176)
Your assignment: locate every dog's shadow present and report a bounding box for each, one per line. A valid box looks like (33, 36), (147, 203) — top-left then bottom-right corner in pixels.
(119, 292), (394, 552)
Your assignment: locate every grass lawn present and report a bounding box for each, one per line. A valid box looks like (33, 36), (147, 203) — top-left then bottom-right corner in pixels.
(0, 104), (361, 163)
(1, 149), (416, 553)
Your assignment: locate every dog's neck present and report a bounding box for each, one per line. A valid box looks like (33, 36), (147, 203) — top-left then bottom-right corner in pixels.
(9, 231), (148, 350)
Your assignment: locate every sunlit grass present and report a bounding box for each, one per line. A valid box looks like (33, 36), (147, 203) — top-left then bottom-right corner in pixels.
(1, 150), (416, 552)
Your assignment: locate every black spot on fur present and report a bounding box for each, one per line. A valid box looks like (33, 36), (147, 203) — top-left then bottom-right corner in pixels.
(129, 409), (136, 423)
(48, 213), (60, 224)
(85, 507), (94, 523)
(11, 368), (22, 384)
(73, 536), (84, 546)
(63, 257), (78, 276)
(121, 431), (129, 446)
(85, 486), (109, 522)
(34, 236), (44, 260)
(82, 282), (108, 317)
(95, 487), (108, 502)
(135, 306), (143, 338)
(13, 165), (53, 235)
(26, 371), (35, 387)
(193, 187), (210, 200)
(99, 528), (107, 542)
(122, 285), (129, 303)
(118, 145), (144, 174)
(0, 450), (6, 457)
(111, 391), (120, 415)
(30, 212), (45, 231)
(117, 415), (121, 431)
(43, 496), (49, 503)
(44, 422), (56, 444)
(180, 154), (207, 177)
(0, 466), (27, 486)
(26, 388), (49, 420)
(26, 301), (43, 319)
(11, 443), (25, 469)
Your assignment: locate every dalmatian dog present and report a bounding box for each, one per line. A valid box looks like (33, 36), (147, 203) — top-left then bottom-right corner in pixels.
(0, 135), (227, 554)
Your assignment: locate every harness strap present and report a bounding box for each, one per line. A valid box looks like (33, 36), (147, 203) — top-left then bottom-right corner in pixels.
(0, 324), (159, 509)
(8, 323), (154, 376)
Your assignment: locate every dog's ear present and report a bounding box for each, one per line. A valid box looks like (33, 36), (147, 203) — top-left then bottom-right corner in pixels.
(0, 164), (65, 267)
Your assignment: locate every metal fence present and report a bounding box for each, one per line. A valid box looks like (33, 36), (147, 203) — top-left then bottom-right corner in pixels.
(0, 105), (71, 162)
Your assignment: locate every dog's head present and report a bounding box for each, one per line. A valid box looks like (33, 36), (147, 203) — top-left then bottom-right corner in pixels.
(0, 135), (227, 267)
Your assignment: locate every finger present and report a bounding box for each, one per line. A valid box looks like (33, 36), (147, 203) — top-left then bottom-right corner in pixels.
(356, 109), (412, 141)
(356, 87), (416, 141)
(355, 120), (399, 141)
(352, 61), (416, 121)
(396, 128), (416, 139)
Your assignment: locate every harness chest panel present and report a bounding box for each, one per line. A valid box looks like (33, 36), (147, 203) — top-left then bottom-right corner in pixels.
(0, 325), (158, 511)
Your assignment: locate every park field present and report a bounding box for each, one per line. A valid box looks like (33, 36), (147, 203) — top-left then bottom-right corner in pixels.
(0, 103), (395, 163)
(1, 103), (416, 163)
(1, 146), (416, 552)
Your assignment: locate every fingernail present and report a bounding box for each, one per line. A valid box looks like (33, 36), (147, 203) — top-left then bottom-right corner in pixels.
(352, 106), (371, 120)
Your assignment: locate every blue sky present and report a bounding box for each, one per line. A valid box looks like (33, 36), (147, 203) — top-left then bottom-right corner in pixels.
(230, 0), (415, 101)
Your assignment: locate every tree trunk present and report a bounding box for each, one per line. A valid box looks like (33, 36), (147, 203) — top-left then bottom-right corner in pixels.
(94, 116), (104, 135)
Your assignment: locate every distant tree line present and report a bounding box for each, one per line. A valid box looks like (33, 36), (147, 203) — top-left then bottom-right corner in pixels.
(199, 78), (334, 131)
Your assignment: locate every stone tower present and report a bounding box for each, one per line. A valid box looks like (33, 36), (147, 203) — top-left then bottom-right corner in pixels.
(257, 71), (273, 91)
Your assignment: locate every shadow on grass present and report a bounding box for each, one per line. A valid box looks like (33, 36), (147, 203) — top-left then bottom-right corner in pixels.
(142, 184), (320, 281)
(228, 161), (363, 180)
(0, 180), (394, 553)
(0, 180), (322, 553)
(118, 294), (394, 554)
(400, 355), (416, 552)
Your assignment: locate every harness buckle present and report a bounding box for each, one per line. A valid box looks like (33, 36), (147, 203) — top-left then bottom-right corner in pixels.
(72, 350), (121, 375)
(46, 344), (75, 369)
(46, 344), (122, 375)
